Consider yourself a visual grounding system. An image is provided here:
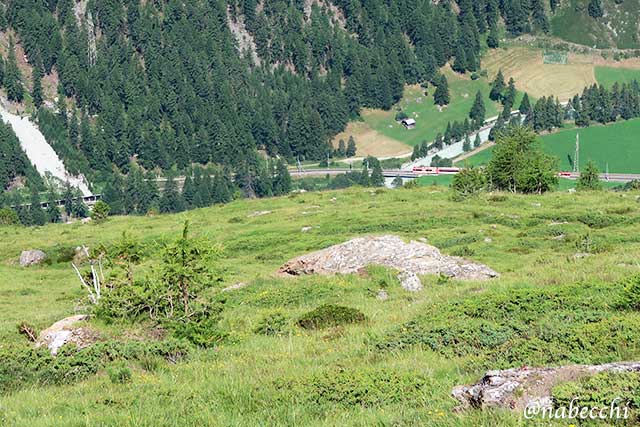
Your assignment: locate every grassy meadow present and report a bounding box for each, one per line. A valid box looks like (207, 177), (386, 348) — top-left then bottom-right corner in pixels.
(459, 118), (640, 174)
(2, 186), (640, 426)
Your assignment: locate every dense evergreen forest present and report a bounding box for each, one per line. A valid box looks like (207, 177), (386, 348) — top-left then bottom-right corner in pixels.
(0, 0), (571, 191)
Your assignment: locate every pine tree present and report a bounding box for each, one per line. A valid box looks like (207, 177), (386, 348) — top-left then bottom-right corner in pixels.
(469, 91), (486, 125)
(32, 65), (43, 109)
(490, 70), (505, 101)
(4, 37), (23, 102)
(588, 0), (603, 18)
(273, 160), (292, 196)
(391, 175), (403, 188)
(159, 173), (185, 213)
(487, 24), (500, 48)
(359, 164), (370, 186)
(370, 163), (384, 187)
(433, 74), (450, 106)
(463, 134), (472, 152)
(577, 160), (602, 190)
(519, 93), (532, 115)
(474, 133), (481, 148)
(346, 136), (357, 157)
(28, 188), (46, 226)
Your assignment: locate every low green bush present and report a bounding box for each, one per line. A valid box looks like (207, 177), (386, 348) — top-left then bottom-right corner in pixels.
(254, 311), (290, 336)
(108, 363), (132, 384)
(0, 338), (192, 393)
(277, 368), (429, 408)
(297, 304), (366, 330)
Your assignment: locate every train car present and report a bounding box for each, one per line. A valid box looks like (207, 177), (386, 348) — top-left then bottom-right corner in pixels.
(412, 166), (438, 175)
(436, 167), (460, 175)
(558, 171), (572, 177)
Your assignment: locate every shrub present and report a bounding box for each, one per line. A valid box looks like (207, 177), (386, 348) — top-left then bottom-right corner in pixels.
(108, 363), (132, 384)
(279, 368), (430, 408)
(620, 275), (640, 310)
(394, 111), (408, 121)
(451, 167), (486, 200)
(254, 311), (289, 336)
(0, 338), (191, 393)
(91, 200), (111, 222)
(0, 208), (19, 225)
(297, 304), (366, 330)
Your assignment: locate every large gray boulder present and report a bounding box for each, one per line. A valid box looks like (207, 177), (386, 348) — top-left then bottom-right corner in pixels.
(278, 235), (499, 287)
(452, 361), (640, 412)
(19, 250), (47, 267)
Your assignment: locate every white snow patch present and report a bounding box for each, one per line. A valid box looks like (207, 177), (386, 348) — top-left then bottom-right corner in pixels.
(0, 106), (92, 196)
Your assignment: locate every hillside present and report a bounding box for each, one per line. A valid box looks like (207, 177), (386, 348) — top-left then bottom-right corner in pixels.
(551, 0), (640, 49)
(2, 187), (640, 425)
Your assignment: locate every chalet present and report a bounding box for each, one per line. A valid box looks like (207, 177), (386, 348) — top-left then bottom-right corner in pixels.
(401, 118), (416, 129)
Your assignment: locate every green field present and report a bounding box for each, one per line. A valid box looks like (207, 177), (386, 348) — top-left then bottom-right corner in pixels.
(461, 118), (640, 174)
(595, 66), (640, 88)
(2, 187), (640, 426)
(362, 70), (524, 147)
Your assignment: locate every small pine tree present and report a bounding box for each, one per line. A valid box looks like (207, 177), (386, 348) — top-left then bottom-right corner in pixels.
(4, 37), (23, 102)
(32, 65), (43, 109)
(391, 175), (403, 188)
(487, 24), (499, 48)
(370, 163), (385, 187)
(469, 91), (486, 125)
(463, 134), (472, 152)
(337, 139), (346, 157)
(519, 93), (532, 115)
(588, 0), (603, 18)
(91, 200), (111, 222)
(490, 70), (505, 101)
(346, 136), (357, 157)
(577, 160), (602, 191)
(273, 160), (292, 196)
(452, 167), (486, 200)
(433, 74), (450, 106)
(474, 133), (481, 148)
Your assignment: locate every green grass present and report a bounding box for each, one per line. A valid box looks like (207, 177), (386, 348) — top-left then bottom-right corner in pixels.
(363, 70), (523, 147)
(595, 66), (640, 88)
(2, 187), (640, 426)
(462, 118), (640, 174)
(551, 0), (640, 49)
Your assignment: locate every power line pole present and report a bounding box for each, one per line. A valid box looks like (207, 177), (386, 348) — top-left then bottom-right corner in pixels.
(573, 133), (580, 174)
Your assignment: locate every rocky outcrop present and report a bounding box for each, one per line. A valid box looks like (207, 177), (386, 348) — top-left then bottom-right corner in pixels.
(35, 315), (99, 355)
(452, 362), (640, 411)
(278, 235), (498, 285)
(19, 250), (47, 267)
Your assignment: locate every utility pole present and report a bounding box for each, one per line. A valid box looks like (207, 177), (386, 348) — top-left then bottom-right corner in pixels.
(573, 133), (580, 174)
(605, 162), (610, 181)
(296, 155), (302, 173)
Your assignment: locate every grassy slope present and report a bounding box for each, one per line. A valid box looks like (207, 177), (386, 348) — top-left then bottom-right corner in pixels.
(462, 118), (640, 174)
(551, 0), (640, 49)
(2, 188), (640, 426)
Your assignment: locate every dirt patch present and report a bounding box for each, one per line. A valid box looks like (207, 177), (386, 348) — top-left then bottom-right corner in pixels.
(278, 235), (499, 281)
(331, 121), (411, 158)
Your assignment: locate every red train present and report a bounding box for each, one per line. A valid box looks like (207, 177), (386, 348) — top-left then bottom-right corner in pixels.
(412, 166), (460, 175)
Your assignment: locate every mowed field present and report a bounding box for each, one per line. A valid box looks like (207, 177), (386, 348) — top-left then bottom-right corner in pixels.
(483, 47), (597, 101)
(460, 118), (640, 174)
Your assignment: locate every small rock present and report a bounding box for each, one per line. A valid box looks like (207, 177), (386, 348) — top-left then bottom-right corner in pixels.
(490, 225), (497, 229)
(222, 282), (249, 292)
(484, 237), (492, 243)
(553, 234), (566, 241)
(74, 246), (90, 264)
(330, 197), (337, 203)
(398, 271), (423, 292)
(20, 250), (47, 267)
(248, 210), (272, 218)
(574, 252), (591, 259)
(35, 315), (98, 355)
(376, 289), (389, 301)
(531, 203), (541, 207)
(301, 226), (313, 233)
(81, 217), (92, 224)
(568, 188), (576, 193)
